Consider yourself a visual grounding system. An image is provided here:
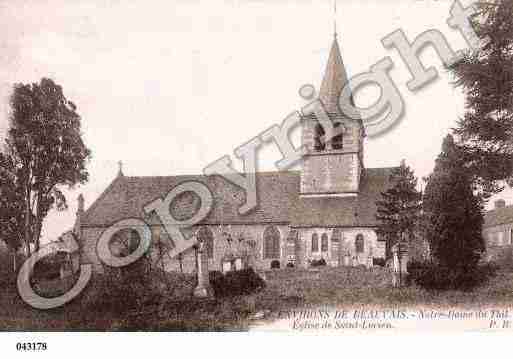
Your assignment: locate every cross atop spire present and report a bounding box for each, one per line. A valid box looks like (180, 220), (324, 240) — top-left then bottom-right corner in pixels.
(319, 35), (351, 114)
(117, 160), (124, 177)
(333, 0), (337, 39)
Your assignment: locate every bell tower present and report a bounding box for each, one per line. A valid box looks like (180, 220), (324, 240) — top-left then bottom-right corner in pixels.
(300, 35), (365, 197)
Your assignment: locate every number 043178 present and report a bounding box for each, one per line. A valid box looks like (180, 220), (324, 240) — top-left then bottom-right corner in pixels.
(16, 342), (47, 351)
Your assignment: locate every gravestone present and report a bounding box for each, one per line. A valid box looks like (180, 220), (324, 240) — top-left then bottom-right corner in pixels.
(234, 257), (243, 270)
(343, 253), (350, 267)
(222, 260), (232, 273)
(366, 256), (373, 269)
(221, 253), (236, 273)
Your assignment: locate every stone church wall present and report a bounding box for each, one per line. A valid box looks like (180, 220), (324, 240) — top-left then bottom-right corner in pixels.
(79, 224), (293, 274)
(80, 227), (106, 273)
(79, 224), (385, 275)
(301, 119), (362, 194)
(297, 227), (384, 268)
(157, 224), (292, 272)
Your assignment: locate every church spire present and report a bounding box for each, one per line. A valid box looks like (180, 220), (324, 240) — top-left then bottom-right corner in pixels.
(319, 35), (351, 114)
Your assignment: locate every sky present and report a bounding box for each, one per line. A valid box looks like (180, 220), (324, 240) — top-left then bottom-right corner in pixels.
(0, 0), (510, 243)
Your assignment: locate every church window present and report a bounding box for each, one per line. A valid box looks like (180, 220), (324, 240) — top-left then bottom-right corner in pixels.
(355, 234), (364, 253)
(197, 227), (214, 259)
(109, 228), (140, 258)
(314, 123), (326, 151)
(332, 122), (343, 150)
(331, 229), (341, 242)
(311, 233), (319, 252)
(510, 228), (513, 245)
(321, 233), (329, 252)
(263, 226), (281, 259)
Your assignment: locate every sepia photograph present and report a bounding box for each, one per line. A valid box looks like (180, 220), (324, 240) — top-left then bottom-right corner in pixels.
(0, 0), (513, 356)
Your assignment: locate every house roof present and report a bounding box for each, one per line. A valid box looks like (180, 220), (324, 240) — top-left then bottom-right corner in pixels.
(484, 205), (513, 229)
(81, 167), (396, 228)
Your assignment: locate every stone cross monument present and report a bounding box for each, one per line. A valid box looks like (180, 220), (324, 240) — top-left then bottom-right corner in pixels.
(194, 240), (214, 298)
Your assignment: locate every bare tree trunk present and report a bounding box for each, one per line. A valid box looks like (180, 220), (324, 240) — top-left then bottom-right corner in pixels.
(194, 246), (198, 274)
(24, 192), (31, 257)
(12, 249), (17, 273)
(33, 219), (42, 252)
(157, 239), (172, 293)
(32, 192), (43, 253)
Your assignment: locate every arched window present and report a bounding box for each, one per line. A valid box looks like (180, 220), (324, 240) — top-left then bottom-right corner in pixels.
(314, 123), (325, 151)
(321, 233), (329, 252)
(263, 226), (281, 259)
(109, 228), (141, 257)
(197, 227), (214, 259)
(311, 233), (319, 252)
(332, 229), (341, 243)
(332, 122), (343, 150)
(355, 234), (364, 253)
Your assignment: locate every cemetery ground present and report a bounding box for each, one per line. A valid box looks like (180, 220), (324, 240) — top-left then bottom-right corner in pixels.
(2, 265), (513, 331)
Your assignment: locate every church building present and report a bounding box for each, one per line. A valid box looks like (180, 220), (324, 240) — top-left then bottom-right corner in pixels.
(74, 35), (398, 274)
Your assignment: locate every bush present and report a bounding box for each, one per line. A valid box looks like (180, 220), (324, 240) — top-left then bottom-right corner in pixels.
(310, 258), (327, 267)
(407, 260), (498, 291)
(373, 258), (386, 267)
(209, 268), (265, 298)
(208, 270), (224, 285)
(270, 260), (280, 269)
(86, 257), (156, 314)
(32, 253), (66, 281)
(0, 248), (16, 286)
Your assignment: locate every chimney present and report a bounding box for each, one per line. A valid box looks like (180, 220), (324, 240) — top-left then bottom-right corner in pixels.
(495, 199), (506, 209)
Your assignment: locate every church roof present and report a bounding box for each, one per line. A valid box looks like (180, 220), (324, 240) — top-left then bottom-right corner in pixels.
(291, 168), (395, 227)
(80, 36), (386, 230)
(81, 168), (396, 228)
(319, 36), (351, 114)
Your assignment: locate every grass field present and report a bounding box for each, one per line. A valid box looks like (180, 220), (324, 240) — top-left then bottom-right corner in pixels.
(1, 266), (513, 331)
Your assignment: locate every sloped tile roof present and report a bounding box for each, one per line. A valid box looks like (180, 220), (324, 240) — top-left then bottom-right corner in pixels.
(81, 168), (396, 228)
(290, 167), (396, 227)
(484, 206), (513, 228)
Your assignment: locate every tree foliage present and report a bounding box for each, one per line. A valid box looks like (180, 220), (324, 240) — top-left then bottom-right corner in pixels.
(376, 160), (422, 258)
(423, 135), (485, 270)
(450, 0), (513, 195)
(0, 145), (26, 252)
(0, 78), (91, 255)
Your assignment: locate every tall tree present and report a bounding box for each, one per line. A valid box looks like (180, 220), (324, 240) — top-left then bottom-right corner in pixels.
(423, 135), (485, 270)
(2, 78), (91, 255)
(450, 0), (513, 196)
(376, 160), (422, 259)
